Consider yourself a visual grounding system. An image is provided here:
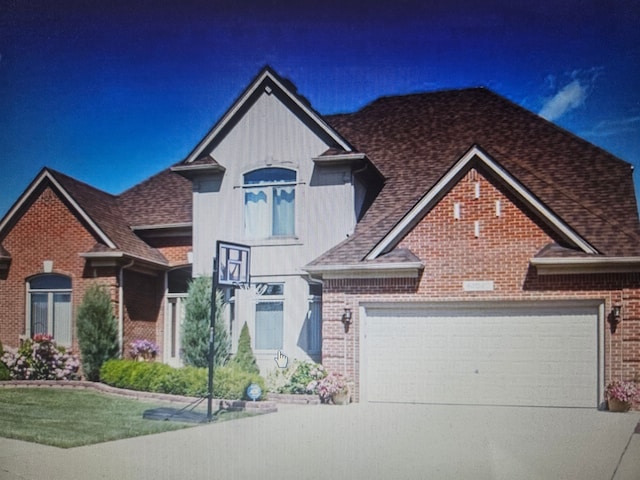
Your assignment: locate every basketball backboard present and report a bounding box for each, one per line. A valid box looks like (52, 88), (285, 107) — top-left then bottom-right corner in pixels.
(216, 241), (251, 286)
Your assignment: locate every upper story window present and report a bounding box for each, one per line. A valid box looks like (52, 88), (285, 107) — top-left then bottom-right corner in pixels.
(243, 168), (296, 239)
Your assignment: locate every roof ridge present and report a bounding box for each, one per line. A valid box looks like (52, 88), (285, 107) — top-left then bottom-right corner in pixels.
(46, 168), (118, 200)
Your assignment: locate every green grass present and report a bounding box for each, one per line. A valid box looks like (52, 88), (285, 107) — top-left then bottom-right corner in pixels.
(0, 388), (214, 448)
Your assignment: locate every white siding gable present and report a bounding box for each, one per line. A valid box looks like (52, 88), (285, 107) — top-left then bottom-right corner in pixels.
(192, 88), (357, 277)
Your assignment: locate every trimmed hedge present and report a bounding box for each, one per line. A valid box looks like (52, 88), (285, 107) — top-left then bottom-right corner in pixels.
(100, 360), (265, 400)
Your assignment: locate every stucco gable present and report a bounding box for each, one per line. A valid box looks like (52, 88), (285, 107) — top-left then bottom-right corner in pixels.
(181, 66), (354, 168)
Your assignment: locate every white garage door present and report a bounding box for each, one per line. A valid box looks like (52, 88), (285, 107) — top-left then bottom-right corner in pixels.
(364, 303), (599, 407)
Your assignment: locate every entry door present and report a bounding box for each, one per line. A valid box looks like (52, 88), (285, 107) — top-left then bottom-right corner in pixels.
(165, 295), (186, 367)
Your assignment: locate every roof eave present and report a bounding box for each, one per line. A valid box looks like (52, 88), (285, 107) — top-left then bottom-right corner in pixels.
(170, 164), (226, 178)
(312, 153), (368, 165)
(80, 251), (168, 270)
(304, 261), (424, 279)
(531, 256), (640, 275)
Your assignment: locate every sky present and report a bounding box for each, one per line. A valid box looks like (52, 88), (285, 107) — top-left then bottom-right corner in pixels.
(1, 0), (639, 217)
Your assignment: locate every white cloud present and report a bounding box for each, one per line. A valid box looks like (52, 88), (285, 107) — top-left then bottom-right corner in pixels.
(581, 116), (640, 138)
(539, 79), (588, 121)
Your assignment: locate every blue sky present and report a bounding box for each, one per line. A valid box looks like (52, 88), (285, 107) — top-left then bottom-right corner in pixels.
(1, 0), (639, 217)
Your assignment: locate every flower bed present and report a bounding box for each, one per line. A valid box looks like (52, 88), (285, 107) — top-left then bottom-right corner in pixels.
(1, 334), (79, 381)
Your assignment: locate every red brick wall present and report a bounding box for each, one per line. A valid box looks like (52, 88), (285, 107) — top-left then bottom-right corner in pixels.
(149, 235), (191, 267)
(0, 185), (168, 366)
(0, 186), (118, 354)
(122, 269), (165, 359)
(321, 169), (640, 403)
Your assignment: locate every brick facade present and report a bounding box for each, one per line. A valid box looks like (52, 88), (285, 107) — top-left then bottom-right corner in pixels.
(0, 185), (169, 368)
(321, 169), (640, 404)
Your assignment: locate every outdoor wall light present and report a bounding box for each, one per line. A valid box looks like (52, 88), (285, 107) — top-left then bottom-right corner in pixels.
(342, 308), (353, 324)
(341, 308), (352, 333)
(612, 305), (622, 321)
(609, 304), (623, 333)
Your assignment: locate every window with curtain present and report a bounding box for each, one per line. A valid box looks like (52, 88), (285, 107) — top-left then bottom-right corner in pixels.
(244, 168), (296, 239)
(254, 283), (284, 350)
(27, 274), (72, 346)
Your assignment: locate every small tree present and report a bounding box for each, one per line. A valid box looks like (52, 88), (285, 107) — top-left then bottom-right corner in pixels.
(181, 276), (229, 368)
(76, 283), (119, 381)
(230, 322), (259, 374)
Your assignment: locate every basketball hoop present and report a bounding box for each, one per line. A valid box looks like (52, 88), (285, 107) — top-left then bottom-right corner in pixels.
(232, 281), (253, 291)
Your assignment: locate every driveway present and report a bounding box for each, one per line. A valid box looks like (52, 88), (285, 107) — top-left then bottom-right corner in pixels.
(1, 403), (638, 480)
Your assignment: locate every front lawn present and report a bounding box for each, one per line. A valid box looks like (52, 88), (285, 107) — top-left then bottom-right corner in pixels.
(0, 388), (210, 448)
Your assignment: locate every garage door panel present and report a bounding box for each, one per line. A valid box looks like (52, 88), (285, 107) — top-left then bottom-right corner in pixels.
(365, 304), (599, 407)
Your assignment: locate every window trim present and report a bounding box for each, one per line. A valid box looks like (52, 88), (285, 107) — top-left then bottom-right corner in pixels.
(26, 274), (73, 346)
(253, 282), (285, 352)
(243, 167), (297, 240)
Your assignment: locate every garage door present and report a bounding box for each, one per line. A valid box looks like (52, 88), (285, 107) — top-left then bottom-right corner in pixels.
(363, 303), (599, 407)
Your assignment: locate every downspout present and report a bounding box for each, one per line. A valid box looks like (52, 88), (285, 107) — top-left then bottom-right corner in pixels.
(118, 259), (135, 357)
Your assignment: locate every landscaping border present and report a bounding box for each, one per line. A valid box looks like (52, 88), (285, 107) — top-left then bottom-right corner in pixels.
(0, 380), (278, 413)
(0, 381), (321, 409)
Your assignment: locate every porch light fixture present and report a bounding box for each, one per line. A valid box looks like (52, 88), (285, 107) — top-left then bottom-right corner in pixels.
(609, 304), (623, 333)
(341, 308), (353, 326)
(612, 305), (622, 323)
(340, 308), (353, 334)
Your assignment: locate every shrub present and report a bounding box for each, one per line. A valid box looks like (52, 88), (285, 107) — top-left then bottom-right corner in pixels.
(266, 360), (326, 394)
(158, 366), (208, 397)
(76, 283), (119, 381)
(1, 334), (79, 380)
(213, 364), (265, 400)
(99, 360), (264, 400)
(182, 277), (229, 368)
(229, 322), (259, 374)
(0, 361), (9, 381)
(0, 341), (9, 381)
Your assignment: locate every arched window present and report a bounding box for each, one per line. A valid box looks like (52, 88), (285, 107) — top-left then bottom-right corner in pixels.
(243, 168), (296, 239)
(27, 274), (72, 346)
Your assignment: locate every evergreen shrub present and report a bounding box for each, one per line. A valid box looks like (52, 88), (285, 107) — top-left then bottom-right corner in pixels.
(182, 277), (229, 368)
(229, 322), (259, 374)
(76, 283), (119, 381)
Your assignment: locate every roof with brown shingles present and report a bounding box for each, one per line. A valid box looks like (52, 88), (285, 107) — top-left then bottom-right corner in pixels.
(118, 166), (192, 227)
(309, 88), (640, 267)
(48, 169), (168, 265)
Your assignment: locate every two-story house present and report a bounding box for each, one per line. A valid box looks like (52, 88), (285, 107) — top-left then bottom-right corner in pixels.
(171, 67), (382, 369)
(1, 66), (639, 408)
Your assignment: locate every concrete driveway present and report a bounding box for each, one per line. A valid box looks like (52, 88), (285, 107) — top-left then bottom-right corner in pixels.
(1, 403), (639, 480)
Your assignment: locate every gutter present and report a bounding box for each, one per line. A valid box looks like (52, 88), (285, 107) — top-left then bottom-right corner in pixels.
(80, 251), (168, 270)
(530, 256), (640, 275)
(304, 261), (424, 279)
(170, 164), (226, 178)
(131, 222), (192, 231)
(312, 153), (368, 164)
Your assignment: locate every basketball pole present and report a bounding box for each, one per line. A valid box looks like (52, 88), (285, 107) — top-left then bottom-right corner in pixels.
(207, 256), (218, 422)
